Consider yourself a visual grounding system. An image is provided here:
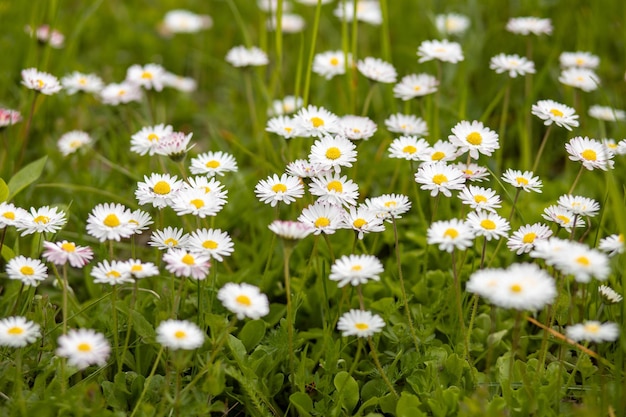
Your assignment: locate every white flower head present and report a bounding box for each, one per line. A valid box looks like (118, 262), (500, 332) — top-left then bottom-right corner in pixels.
(566, 321), (619, 343)
(384, 113), (428, 136)
(56, 329), (110, 369)
(313, 50), (351, 80)
(531, 99), (579, 131)
(417, 39), (464, 64)
(6, 256), (48, 287)
(448, 120), (499, 159)
(0, 316), (41, 348)
(21, 68), (62, 95)
(329, 254), (383, 287)
(489, 53), (535, 78)
(156, 319), (205, 350)
(435, 13), (470, 36)
(217, 283), (270, 320)
(393, 73), (438, 100)
(427, 218), (475, 253)
(309, 134), (357, 173)
(337, 309), (385, 338)
(225, 46), (269, 67)
(415, 161), (466, 197)
(565, 136), (614, 171)
(506, 17), (552, 35)
(559, 67), (600, 92)
(357, 57), (397, 83)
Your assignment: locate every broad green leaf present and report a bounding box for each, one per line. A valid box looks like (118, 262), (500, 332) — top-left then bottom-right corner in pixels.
(334, 371), (359, 412)
(397, 392), (426, 417)
(7, 155), (47, 201)
(129, 310), (156, 340)
(0, 178), (8, 202)
(289, 392), (313, 417)
(1, 244), (15, 261)
(238, 319), (266, 352)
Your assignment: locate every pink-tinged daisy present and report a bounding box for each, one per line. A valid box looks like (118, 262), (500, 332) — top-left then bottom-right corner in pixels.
(57, 130), (92, 156)
(91, 260), (133, 286)
(266, 115), (302, 139)
(309, 135), (357, 173)
(268, 95), (303, 117)
(293, 105), (340, 138)
(21, 68), (62, 95)
(541, 205), (586, 232)
(415, 162), (466, 197)
(154, 131), (194, 159)
(61, 72), (104, 95)
(135, 173), (184, 209)
(0, 108), (22, 128)
(384, 113), (429, 136)
(338, 115), (377, 140)
(149, 227), (190, 250)
(506, 223), (552, 255)
(501, 169), (542, 193)
(565, 136), (614, 170)
(131, 124), (174, 156)
(329, 254), (384, 288)
(56, 329), (110, 369)
(86, 203), (135, 242)
(0, 203), (27, 228)
(225, 45), (269, 67)
(309, 173), (359, 207)
(312, 50), (351, 80)
(506, 17), (552, 36)
(286, 159), (331, 179)
(489, 53), (535, 78)
(255, 173), (305, 207)
(566, 321), (619, 343)
(156, 319), (205, 350)
(268, 220), (314, 241)
(337, 309), (385, 338)
(363, 193), (411, 221)
(0, 316), (40, 348)
(163, 249), (211, 280)
(559, 68), (600, 92)
(531, 99), (579, 131)
(25, 24), (64, 48)
(100, 82), (142, 105)
(388, 136), (430, 161)
(189, 151), (238, 177)
(589, 105), (626, 122)
(16, 206), (67, 236)
(170, 188), (225, 218)
(125, 259), (159, 279)
(598, 233), (624, 257)
(217, 282), (270, 320)
(559, 51), (599, 69)
(6, 256), (48, 287)
(187, 228), (234, 262)
(435, 13), (470, 36)
(342, 205), (385, 240)
(457, 185), (501, 212)
(427, 218), (475, 253)
(420, 140), (459, 163)
(42, 241), (93, 268)
(298, 202), (345, 235)
(357, 57), (397, 83)
(466, 210), (510, 241)
(556, 194), (600, 217)
(393, 73), (438, 100)
(125, 63), (166, 91)
(417, 39), (464, 64)
(449, 120), (499, 159)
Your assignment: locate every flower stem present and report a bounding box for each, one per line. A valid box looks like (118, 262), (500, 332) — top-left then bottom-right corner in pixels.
(531, 125), (552, 173)
(282, 243), (296, 383)
(111, 285), (121, 373)
(302, 0), (322, 106)
(452, 250), (468, 359)
(367, 336), (398, 399)
(568, 165), (585, 195)
(130, 347), (164, 417)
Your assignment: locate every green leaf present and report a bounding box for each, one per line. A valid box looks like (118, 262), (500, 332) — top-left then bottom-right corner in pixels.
(397, 392), (426, 417)
(1, 244), (15, 262)
(289, 392), (313, 417)
(7, 155), (47, 201)
(333, 371), (359, 413)
(127, 309), (155, 341)
(0, 178), (8, 202)
(238, 319), (266, 352)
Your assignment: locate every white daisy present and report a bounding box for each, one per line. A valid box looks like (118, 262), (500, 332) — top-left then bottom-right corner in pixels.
(553, 243), (610, 283)
(506, 223), (552, 255)
(184, 176), (228, 204)
(255, 173), (305, 207)
(293, 105), (340, 138)
(466, 210), (510, 241)
(420, 140), (459, 163)
(217, 282), (270, 320)
(0, 203), (28, 228)
(490, 263), (556, 311)
(130, 124), (174, 156)
(156, 319), (205, 350)
(414, 162), (466, 197)
(426, 218), (475, 253)
(189, 151), (238, 177)
(329, 254), (383, 288)
(154, 131), (194, 158)
(588, 105), (626, 122)
(61, 72), (104, 95)
(91, 260), (133, 286)
(417, 39), (464, 64)
(125, 259), (160, 279)
(266, 115), (303, 139)
(135, 173), (183, 209)
(0, 316), (40, 348)
(129, 209), (154, 234)
(363, 193), (411, 221)
(338, 115), (377, 140)
(312, 50), (351, 80)
(225, 45), (269, 67)
(448, 120), (499, 159)
(506, 17), (552, 36)
(457, 185), (501, 212)
(309, 134), (357, 173)
(268, 220), (314, 240)
(384, 113), (429, 136)
(393, 73), (438, 100)
(42, 240), (94, 268)
(149, 227), (190, 250)
(565, 136), (614, 171)
(337, 309), (385, 338)
(162, 72), (197, 92)
(452, 162), (490, 182)
(435, 13), (470, 36)
(556, 194), (600, 217)
(559, 51), (600, 69)
(388, 136), (430, 161)
(466, 268), (503, 299)
(163, 248), (211, 280)
(559, 67), (600, 92)
(357, 57), (397, 83)
(529, 237), (576, 266)
(56, 329), (110, 369)
(566, 321), (619, 343)
(267, 13), (306, 34)
(531, 99), (579, 131)
(598, 285), (623, 303)
(100, 82), (142, 105)
(21, 68), (62, 95)
(598, 233), (624, 257)
(333, 1), (382, 25)
(501, 169), (542, 193)
(285, 159), (331, 179)
(187, 228), (234, 262)
(57, 130), (92, 156)
(6, 256), (48, 287)
(541, 205), (586, 232)
(309, 173), (359, 207)
(86, 203), (135, 242)
(163, 9), (212, 34)
(170, 188), (225, 218)
(16, 206), (67, 236)
(342, 206), (385, 240)
(489, 53), (535, 78)
(267, 95), (303, 117)
(298, 202), (345, 235)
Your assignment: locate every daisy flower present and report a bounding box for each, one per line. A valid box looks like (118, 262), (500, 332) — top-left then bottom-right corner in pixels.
(363, 193), (411, 221)
(129, 209), (154, 234)
(506, 223), (552, 255)
(312, 50), (351, 80)
(529, 237), (576, 266)
(435, 13), (470, 36)
(149, 227), (190, 250)
(86, 203), (135, 242)
(187, 228), (234, 262)
(125, 63), (166, 91)
(420, 140), (459, 163)
(559, 51), (600, 69)
(556, 194), (600, 217)
(225, 45), (269, 67)
(100, 82), (142, 105)
(286, 159), (330, 179)
(0, 108), (22, 128)
(131, 124), (174, 156)
(506, 17), (552, 35)
(0, 203), (27, 228)
(618, 139), (626, 156)
(501, 169), (542, 193)
(357, 57), (397, 83)
(337, 309), (385, 338)
(255, 173), (305, 207)
(42, 241), (93, 268)
(21, 68), (62, 95)
(294, 105), (340, 138)
(489, 53), (535, 78)
(57, 130), (92, 156)
(565, 136), (614, 170)
(393, 73), (438, 100)
(163, 249), (211, 280)
(426, 218), (475, 253)
(333, 1), (382, 25)
(490, 263), (556, 311)
(91, 260), (133, 286)
(541, 205), (586, 232)
(559, 67), (600, 92)
(566, 321), (619, 343)
(189, 151), (238, 177)
(0, 316), (40, 348)
(553, 243), (610, 283)
(61, 72), (104, 94)
(384, 113), (428, 136)
(6, 256), (48, 286)
(156, 319), (205, 350)
(56, 329), (110, 369)
(162, 72), (197, 92)
(298, 202), (345, 235)
(338, 115), (377, 140)
(309, 173), (359, 207)
(126, 259), (159, 279)
(266, 115), (302, 139)
(162, 9), (212, 34)
(267, 13), (306, 33)
(26, 24), (64, 48)
(309, 135), (357, 173)
(268, 220), (314, 240)
(184, 176), (228, 204)
(457, 185), (501, 212)
(154, 131), (194, 159)
(342, 206), (385, 240)
(329, 254), (383, 288)
(466, 268), (503, 299)
(531, 99), (579, 131)
(388, 136), (430, 161)
(598, 285), (623, 304)
(415, 162), (466, 197)
(217, 282), (270, 320)
(268, 95), (303, 117)
(16, 206), (67, 236)
(449, 120), (499, 159)
(417, 39), (464, 64)
(466, 210), (510, 241)
(170, 188), (224, 218)
(135, 173), (183, 209)
(453, 162), (490, 182)
(598, 233), (624, 257)
(588, 105), (626, 122)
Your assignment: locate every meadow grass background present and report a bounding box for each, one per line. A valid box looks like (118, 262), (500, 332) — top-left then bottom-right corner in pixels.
(1, 0), (626, 416)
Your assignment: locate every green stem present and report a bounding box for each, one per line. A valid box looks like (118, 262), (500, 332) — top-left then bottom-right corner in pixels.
(111, 286), (121, 373)
(568, 165), (585, 195)
(452, 250), (468, 359)
(283, 243), (296, 384)
(302, 0), (322, 106)
(130, 347), (164, 417)
(497, 80), (511, 173)
(367, 337), (398, 399)
(531, 125), (552, 173)
(121, 280), (139, 374)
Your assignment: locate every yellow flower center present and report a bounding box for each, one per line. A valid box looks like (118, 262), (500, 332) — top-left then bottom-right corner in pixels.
(141, 71), (153, 79)
(311, 117), (325, 128)
(131, 264), (143, 272)
(384, 201), (397, 208)
(432, 174), (448, 185)
(314, 217), (330, 228)
(69, 140), (82, 149)
(284, 127), (293, 133)
(575, 58), (585, 65)
(20, 266), (35, 275)
(36, 79), (45, 88)
(103, 214), (120, 227)
(619, 234), (624, 242)
(522, 232), (536, 244)
(8, 327), (24, 335)
(152, 181), (171, 195)
(516, 177), (529, 186)
(402, 145), (417, 154)
(464, 169), (474, 176)
(352, 128), (361, 134)
(34, 215), (49, 224)
(325, 147), (341, 160)
(2, 212), (15, 220)
(272, 183), (287, 193)
(236, 295), (252, 306)
(584, 323), (600, 333)
(480, 219), (496, 230)
(190, 199), (205, 209)
(510, 284), (522, 293)
(205, 160), (220, 168)
(355, 323), (369, 330)
(443, 228), (459, 238)
(466, 132), (483, 145)
(327, 180), (343, 193)
(330, 57), (339, 66)
(203, 240), (218, 249)
(164, 238), (178, 246)
(147, 133), (159, 142)
(182, 254), (195, 265)
(549, 108), (563, 117)
(576, 256), (590, 266)
(61, 242), (76, 252)
(77, 343), (92, 352)
(431, 151), (445, 161)
(556, 215), (570, 224)
(581, 149), (597, 161)
(79, 78), (87, 85)
(174, 330), (186, 339)
(106, 270), (121, 278)
(118, 89), (126, 96)
(474, 195), (487, 203)
(353, 218), (367, 228)
(413, 85), (421, 91)
(351, 265), (362, 271)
